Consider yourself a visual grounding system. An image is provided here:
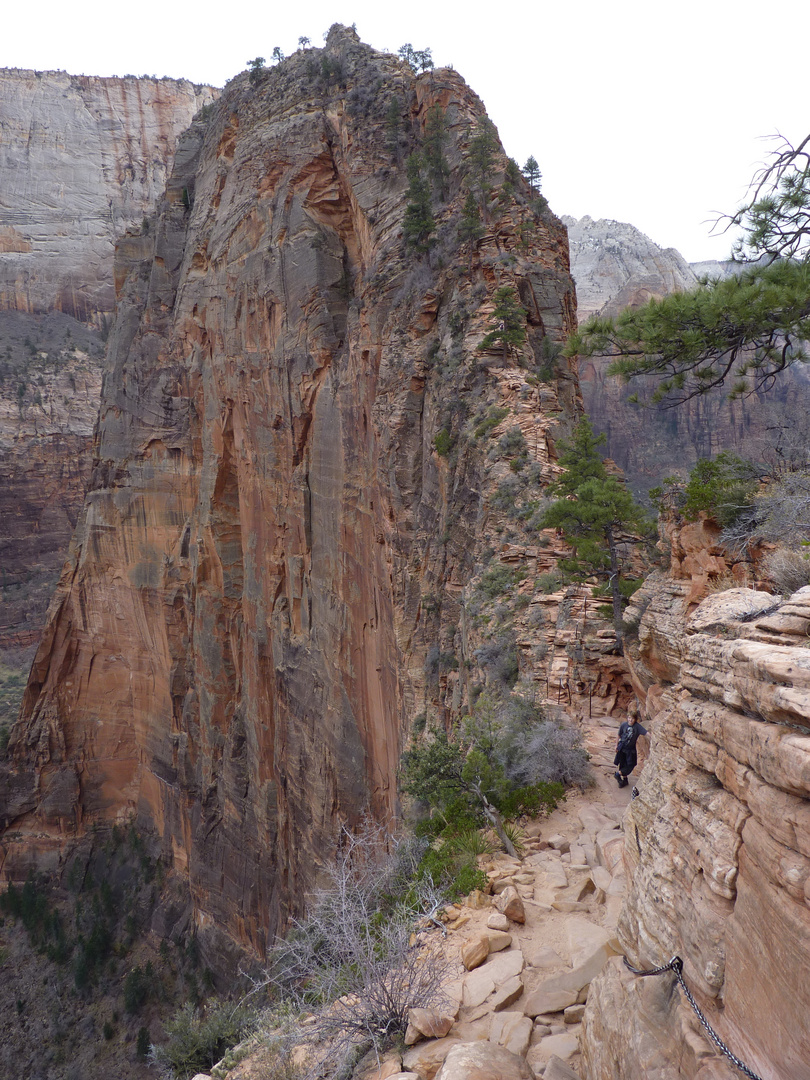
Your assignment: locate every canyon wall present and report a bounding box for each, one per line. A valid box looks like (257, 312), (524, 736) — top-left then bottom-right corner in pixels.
(581, 522), (810, 1080)
(0, 68), (216, 323)
(569, 216), (810, 498)
(0, 27), (582, 961)
(0, 70), (215, 681)
(564, 215), (697, 322)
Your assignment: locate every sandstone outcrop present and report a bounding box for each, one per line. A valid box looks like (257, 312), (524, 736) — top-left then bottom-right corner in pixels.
(0, 68), (216, 323)
(0, 69), (215, 676)
(0, 28), (579, 961)
(581, 569), (810, 1079)
(0, 313), (103, 660)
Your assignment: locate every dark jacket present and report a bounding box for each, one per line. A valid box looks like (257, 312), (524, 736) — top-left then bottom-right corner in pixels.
(614, 720), (648, 773)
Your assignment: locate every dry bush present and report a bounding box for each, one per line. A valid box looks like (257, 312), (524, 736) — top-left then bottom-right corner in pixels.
(762, 547), (810, 596)
(268, 824), (451, 1077)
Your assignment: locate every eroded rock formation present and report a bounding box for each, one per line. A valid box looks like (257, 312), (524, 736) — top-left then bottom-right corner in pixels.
(0, 70), (215, 669)
(564, 216), (697, 322)
(582, 530), (810, 1079)
(0, 68), (216, 323)
(0, 28), (579, 961)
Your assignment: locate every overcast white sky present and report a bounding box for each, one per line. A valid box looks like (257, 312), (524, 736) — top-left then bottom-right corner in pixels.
(3, 0), (808, 262)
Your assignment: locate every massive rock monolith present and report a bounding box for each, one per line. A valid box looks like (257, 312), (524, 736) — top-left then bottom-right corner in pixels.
(0, 27), (579, 962)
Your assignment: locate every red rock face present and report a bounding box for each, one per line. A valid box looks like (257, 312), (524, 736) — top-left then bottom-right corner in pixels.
(0, 29), (578, 960)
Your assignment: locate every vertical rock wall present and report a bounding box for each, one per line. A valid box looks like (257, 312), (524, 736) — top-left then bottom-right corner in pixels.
(0, 28), (579, 960)
(0, 68), (216, 323)
(582, 566), (810, 1080)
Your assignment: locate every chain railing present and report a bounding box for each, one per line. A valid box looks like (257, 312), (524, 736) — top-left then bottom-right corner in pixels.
(623, 955), (764, 1080)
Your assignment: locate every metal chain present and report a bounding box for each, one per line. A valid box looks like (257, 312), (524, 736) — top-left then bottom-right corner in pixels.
(623, 956), (764, 1080)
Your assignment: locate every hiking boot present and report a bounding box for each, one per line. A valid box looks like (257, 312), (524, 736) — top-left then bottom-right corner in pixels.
(614, 771), (623, 786)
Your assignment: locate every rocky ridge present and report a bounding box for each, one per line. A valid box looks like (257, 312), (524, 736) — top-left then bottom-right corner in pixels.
(0, 27), (587, 967)
(578, 522), (810, 1079)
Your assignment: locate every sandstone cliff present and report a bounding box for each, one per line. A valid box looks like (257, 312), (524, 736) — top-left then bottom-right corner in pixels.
(0, 70), (216, 695)
(0, 68), (216, 323)
(0, 28), (581, 962)
(581, 529), (810, 1079)
(563, 215), (697, 322)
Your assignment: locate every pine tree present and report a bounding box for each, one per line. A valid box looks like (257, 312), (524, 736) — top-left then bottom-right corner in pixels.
(540, 419), (646, 650)
(403, 154), (435, 254)
(468, 117), (499, 220)
(478, 286), (527, 361)
(522, 156), (541, 193)
(458, 189), (484, 272)
(569, 133), (810, 404)
(424, 105), (449, 200)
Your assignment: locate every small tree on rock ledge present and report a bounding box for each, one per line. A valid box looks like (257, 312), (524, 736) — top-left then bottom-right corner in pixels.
(540, 418), (647, 651)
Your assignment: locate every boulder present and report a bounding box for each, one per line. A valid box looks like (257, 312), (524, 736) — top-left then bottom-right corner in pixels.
(527, 1032), (579, 1071)
(523, 987), (578, 1017)
(404, 1008), (455, 1045)
(496, 886), (526, 923)
(434, 1042), (533, 1080)
(486, 912), (510, 931)
(525, 944), (564, 969)
(461, 936), (489, 971)
(462, 968), (495, 1008)
(490, 975), (524, 1011)
(483, 930), (512, 952)
(402, 1037), (461, 1080)
(490, 1011), (533, 1057)
(543, 1054), (583, 1080)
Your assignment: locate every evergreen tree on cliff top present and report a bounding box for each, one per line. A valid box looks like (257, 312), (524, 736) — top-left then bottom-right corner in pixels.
(568, 133), (810, 406)
(540, 419), (646, 651)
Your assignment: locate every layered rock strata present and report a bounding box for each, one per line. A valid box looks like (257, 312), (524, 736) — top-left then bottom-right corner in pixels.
(563, 215), (697, 322)
(0, 69), (215, 663)
(0, 68), (216, 323)
(582, 572), (810, 1080)
(0, 28), (579, 959)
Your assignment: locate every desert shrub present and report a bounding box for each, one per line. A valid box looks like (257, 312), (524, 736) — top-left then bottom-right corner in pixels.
(491, 477), (522, 513)
(494, 694), (591, 790)
(476, 564), (524, 600)
(402, 692), (573, 858)
(474, 406), (509, 438)
(497, 426), (528, 459)
(474, 634), (519, 688)
(681, 453), (759, 527)
(762, 548), (810, 595)
(755, 470), (810, 547)
(536, 571), (562, 594)
(151, 1000), (256, 1080)
(268, 825), (448, 1073)
(433, 428), (454, 457)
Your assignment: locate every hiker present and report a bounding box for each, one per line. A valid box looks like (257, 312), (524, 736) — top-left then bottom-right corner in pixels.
(614, 707), (648, 788)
